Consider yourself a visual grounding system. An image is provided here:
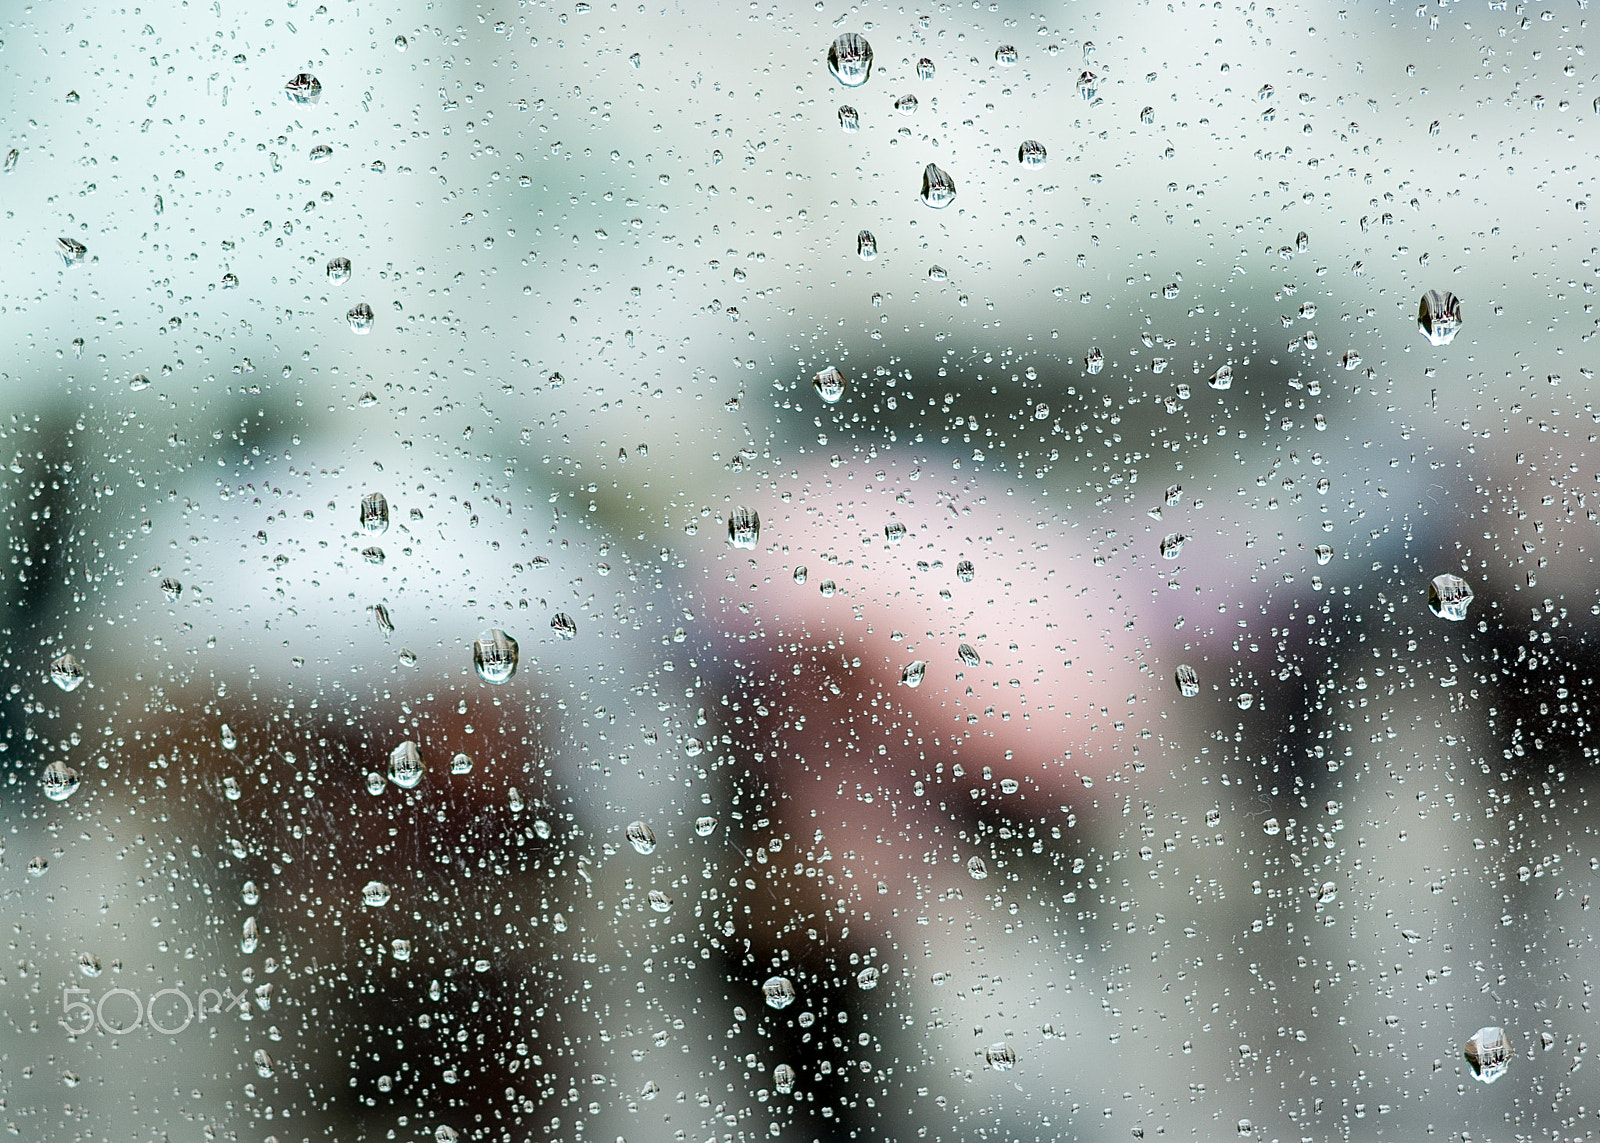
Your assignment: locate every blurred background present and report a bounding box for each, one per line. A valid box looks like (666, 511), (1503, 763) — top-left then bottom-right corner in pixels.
(3, 0), (1599, 1140)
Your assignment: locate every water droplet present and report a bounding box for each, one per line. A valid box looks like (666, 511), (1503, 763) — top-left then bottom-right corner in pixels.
(56, 237), (87, 266)
(994, 45), (1018, 66)
(955, 559), (975, 583)
(894, 93), (918, 115)
(856, 230), (878, 260)
(130, 373), (151, 391)
(967, 855), (989, 880)
(1263, 817), (1281, 836)
(372, 603), (394, 635)
(1294, 230), (1310, 253)
(472, 629), (519, 683)
(827, 34), (873, 88)
(856, 966), (880, 991)
(1463, 1026), (1511, 1083)
(901, 660), (927, 688)
(242, 880), (260, 905)
(884, 520), (907, 544)
(326, 256), (352, 283)
(1159, 533), (1187, 560)
(1208, 363), (1234, 390)
(362, 880), (392, 907)
(1017, 139), (1047, 166)
(223, 776), (241, 800)
(1174, 664), (1200, 698)
(361, 546), (385, 564)
(1076, 70), (1099, 100)
(920, 163), (957, 209)
(388, 740), (425, 789)
(1314, 544), (1334, 565)
(792, 566), (808, 585)
(818, 579), (837, 597)
(27, 856), (48, 877)
(1085, 347), (1105, 374)
(392, 939), (411, 961)
(159, 577), (182, 601)
(3, 149), (16, 173)
(254, 1049), (276, 1078)
(695, 815), (718, 836)
(451, 752), (474, 775)
(309, 144), (333, 163)
(550, 612), (578, 639)
(956, 643), (980, 668)
(984, 1043), (1016, 1070)
(50, 653), (85, 693)
(1427, 573), (1473, 621)
(241, 916), (259, 955)
(837, 105), (860, 132)
(1418, 289), (1462, 346)
(347, 302), (375, 334)
(773, 1063), (796, 1094)
(1140, 105), (1155, 125)
(284, 73), (322, 105)
(394, 35), (408, 51)
(1236, 692), (1255, 710)
(626, 820), (658, 855)
(727, 506), (761, 549)
(360, 493), (389, 534)
(813, 365), (847, 403)
(42, 761), (80, 802)
(218, 723), (238, 751)
(915, 58), (935, 80)
(762, 975), (797, 1009)
(647, 889), (673, 913)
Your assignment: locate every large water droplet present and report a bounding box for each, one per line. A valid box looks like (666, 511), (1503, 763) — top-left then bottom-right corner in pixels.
(56, 237), (87, 266)
(347, 302), (375, 334)
(813, 366), (847, 404)
(647, 889), (673, 913)
(884, 520), (907, 544)
(472, 629), (519, 683)
(1427, 573), (1473, 621)
(50, 653), (85, 693)
(359, 492), (390, 533)
(957, 643), (980, 667)
(894, 93), (918, 115)
(856, 966), (880, 991)
(451, 752), (474, 775)
(984, 1043), (1016, 1071)
(773, 1063), (796, 1094)
(388, 740), (425, 789)
(241, 916), (259, 955)
(827, 34), (873, 88)
(856, 230), (878, 260)
(727, 506), (761, 549)
(994, 45), (1019, 67)
(626, 820), (658, 855)
(550, 612), (578, 639)
(1017, 139), (1047, 166)
(1159, 533), (1187, 560)
(285, 73), (322, 104)
(695, 815), (718, 837)
(1418, 289), (1462, 346)
(160, 577), (182, 601)
(362, 880), (392, 907)
(901, 660), (927, 688)
(327, 256), (352, 283)
(1463, 1026), (1511, 1083)
(956, 559), (975, 583)
(967, 855), (989, 880)
(42, 761), (80, 802)
(1208, 363), (1234, 390)
(1076, 70), (1099, 100)
(1174, 664), (1200, 697)
(920, 163), (957, 209)
(762, 975), (797, 1009)
(1085, 347), (1105, 375)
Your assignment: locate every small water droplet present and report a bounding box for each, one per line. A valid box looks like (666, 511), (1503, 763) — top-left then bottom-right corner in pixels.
(894, 93), (918, 115)
(1159, 533), (1187, 560)
(1208, 363), (1234, 390)
(347, 302), (375, 334)
(254, 1049), (276, 1078)
(995, 45), (1018, 66)
(451, 752), (474, 775)
(955, 559), (975, 583)
(967, 855), (989, 880)
(792, 566), (808, 585)
(372, 603), (394, 635)
(837, 105), (860, 132)
(241, 916), (259, 955)
(957, 643), (980, 667)
(550, 612), (578, 639)
(1085, 347), (1104, 374)
(27, 856), (48, 877)
(1174, 664), (1200, 698)
(901, 660), (927, 688)
(1262, 818), (1280, 836)
(647, 889), (674, 913)
(856, 230), (878, 260)
(1017, 139), (1047, 166)
(1314, 544), (1334, 566)
(1076, 70), (1099, 100)
(773, 1063), (796, 1094)
(362, 880), (392, 907)
(360, 492), (390, 533)
(327, 256), (352, 283)
(394, 35), (408, 51)
(818, 579), (837, 597)
(309, 143), (333, 163)
(242, 880), (260, 905)
(884, 520), (907, 544)
(915, 57), (936, 80)
(56, 237), (87, 266)
(984, 1043), (1016, 1070)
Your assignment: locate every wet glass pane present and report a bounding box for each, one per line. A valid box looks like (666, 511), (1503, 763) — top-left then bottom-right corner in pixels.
(2, 2), (1593, 1140)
